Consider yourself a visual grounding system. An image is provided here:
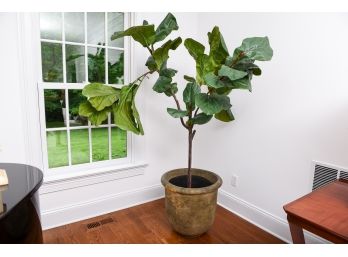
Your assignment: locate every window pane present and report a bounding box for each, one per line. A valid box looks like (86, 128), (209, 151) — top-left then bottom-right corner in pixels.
(68, 90), (88, 127)
(47, 130), (68, 168)
(65, 12), (85, 43)
(92, 128), (109, 161)
(44, 89), (66, 128)
(108, 49), (124, 84)
(108, 12), (124, 48)
(66, 45), (85, 83)
(41, 42), (63, 82)
(111, 127), (127, 159)
(40, 12), (62, 40)
(87, 13), (105, 45)
(71, 129), (90, 165)
(88, 47), (105, 83)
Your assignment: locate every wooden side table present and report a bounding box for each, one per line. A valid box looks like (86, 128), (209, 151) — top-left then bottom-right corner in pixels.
(283, 179), (348, 244)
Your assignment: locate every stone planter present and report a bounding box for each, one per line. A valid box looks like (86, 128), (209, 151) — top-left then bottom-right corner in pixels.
(161, 168), (222, 237)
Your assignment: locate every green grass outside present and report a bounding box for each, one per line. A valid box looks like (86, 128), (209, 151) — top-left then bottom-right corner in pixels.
(47, 127), (127, 168)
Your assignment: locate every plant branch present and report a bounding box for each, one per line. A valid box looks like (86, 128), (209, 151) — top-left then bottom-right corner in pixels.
(132, 70), (153, 85)
(146, 46), (153, 55)
(193, 107), (199, 117)
(172, 93), (189, 130)
(230, 51), (245, 68)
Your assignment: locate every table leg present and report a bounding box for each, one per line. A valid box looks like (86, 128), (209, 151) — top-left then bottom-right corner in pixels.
(288, 218), (305, 244)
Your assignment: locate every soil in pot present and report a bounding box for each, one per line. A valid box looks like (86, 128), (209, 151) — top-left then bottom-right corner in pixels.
(169, 175), (212, 188)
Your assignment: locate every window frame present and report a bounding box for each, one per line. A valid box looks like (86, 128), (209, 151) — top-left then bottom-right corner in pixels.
(37, 12), (134, 175)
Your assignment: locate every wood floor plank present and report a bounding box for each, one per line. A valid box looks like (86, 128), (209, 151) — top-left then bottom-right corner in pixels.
(43, 199), (284, 244)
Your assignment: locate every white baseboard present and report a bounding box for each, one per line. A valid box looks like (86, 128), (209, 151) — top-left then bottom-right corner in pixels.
(41, 184), (164, 230)
(218, 189), (329, 244)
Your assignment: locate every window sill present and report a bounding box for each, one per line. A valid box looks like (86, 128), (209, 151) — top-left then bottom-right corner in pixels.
(40, 162), (148, 194)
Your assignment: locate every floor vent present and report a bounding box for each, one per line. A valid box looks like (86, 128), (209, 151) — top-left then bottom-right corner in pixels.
(86, 221), (101, 230)
(339, 170), (348, 180)
(86, 217), (114, 229)
(312, 164), (338, 191)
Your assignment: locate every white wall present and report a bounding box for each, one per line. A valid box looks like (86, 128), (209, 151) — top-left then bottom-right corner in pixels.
(0, 13), (27, 163)
(195, 13), (348, 220)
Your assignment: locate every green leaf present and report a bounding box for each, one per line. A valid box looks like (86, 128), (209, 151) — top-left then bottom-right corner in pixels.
(184, 38), (205, 60)
(82, 83), (120, 111)
(79, 101), (110, 126)
(218, 65), (248, 81)
(113, 84), (144, 135)
(164, 83), (178, 97)
(152, 63), (178, 96)
(152, 37), (182, 69)
(160, 67), (177, 78)
(190, 113), (213, 125)
(232, 77), (252, 91)
(183, 82), (201, 110)
(195, 93), (231, 115)
(214, 109), (235, 122)
(152, 76), (172, 93)
(184, 38), (220, 85)
(167, 108), (187, 118)
(235, 37), (273, 61)
(208, 26), (229, 67)
(195, 53), (215, 85)
(216, 87), (233, 95)
(203, 72), (224, 89)
(184, 75), (196, 82)
(145, 56), (157, 71)
(155, 13), (179, 43)
(233, 59), (262, 76)
(111, 25), (156, 47)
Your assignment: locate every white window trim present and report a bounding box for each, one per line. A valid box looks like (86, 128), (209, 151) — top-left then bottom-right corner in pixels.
(17, 12), (147, 184)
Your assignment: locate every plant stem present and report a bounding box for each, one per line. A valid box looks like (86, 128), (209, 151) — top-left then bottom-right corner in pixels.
(187, 127), (193, 188)
(172, 94), (189, 130)
(133, 70), (153, 85)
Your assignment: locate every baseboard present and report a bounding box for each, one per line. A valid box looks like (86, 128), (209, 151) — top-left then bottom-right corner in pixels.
(41, 184), (164, 230)
(218, 189), (329, 244)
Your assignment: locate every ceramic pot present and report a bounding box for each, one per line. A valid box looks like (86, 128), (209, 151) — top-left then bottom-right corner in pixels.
(161, 168), (222, 237)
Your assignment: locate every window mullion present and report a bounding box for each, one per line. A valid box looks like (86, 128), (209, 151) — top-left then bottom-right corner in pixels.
(108, 115), (112, 160)
(65, 90), (72, 166)
(88, 121), (93, 163)
(62, 13), (67, 84)
(84, 12), (88, 83)
(62, 13), (72, 166)
(105, 12), (108, 85)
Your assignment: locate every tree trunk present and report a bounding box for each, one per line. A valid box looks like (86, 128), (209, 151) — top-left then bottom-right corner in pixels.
(187, 128), (193, 188)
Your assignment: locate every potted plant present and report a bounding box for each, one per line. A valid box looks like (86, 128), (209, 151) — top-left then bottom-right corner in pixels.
(79, 13), (273, 236)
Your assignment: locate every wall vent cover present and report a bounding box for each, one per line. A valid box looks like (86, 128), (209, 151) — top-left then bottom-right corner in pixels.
(312, 164), (338, 191)
(339, 170), (348, 180)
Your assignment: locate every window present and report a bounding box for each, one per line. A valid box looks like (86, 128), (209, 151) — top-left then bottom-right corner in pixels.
(38, 12), (131, 171)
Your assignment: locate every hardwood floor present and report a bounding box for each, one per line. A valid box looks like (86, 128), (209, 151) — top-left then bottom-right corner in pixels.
(43, 199), (284, 244)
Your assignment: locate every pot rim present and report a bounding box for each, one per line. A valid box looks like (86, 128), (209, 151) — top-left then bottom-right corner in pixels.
(161, 168), (222, 195)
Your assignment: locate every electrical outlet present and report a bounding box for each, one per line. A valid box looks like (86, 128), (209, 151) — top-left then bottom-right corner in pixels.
(231, 175), (238, 187)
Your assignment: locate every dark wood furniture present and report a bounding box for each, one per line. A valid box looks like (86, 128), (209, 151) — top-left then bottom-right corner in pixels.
(0, 163), (44, 243)
(283, 179), (348, 243)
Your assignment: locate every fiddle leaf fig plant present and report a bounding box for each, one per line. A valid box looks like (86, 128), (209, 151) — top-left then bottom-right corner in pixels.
(79, 13), (273, 187)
